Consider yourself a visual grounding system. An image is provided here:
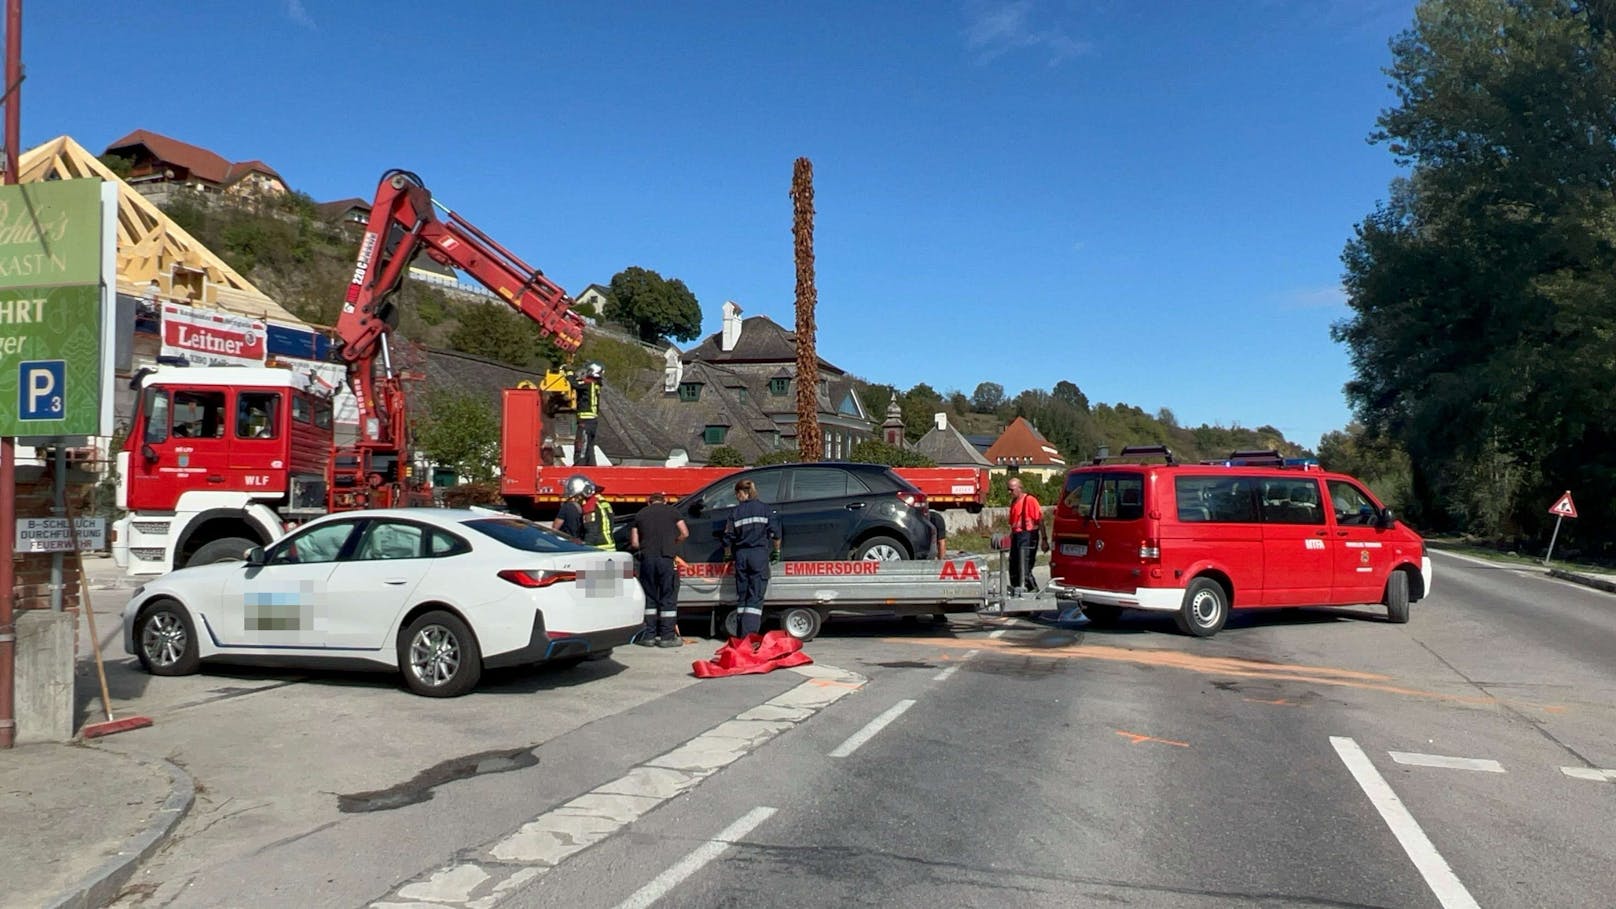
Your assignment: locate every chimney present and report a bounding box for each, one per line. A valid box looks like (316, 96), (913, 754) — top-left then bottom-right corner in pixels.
(934, 413), (947, 431)
(663, 346), (683, 392)
(721, 300), (743, 352)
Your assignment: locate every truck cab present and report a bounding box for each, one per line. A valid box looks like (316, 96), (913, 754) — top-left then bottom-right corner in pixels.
(114, 365), (334, 575)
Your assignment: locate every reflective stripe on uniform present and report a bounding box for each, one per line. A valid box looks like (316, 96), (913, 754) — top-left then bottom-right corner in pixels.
(737, 606), (764, 615)
(733, 515), (770, 526)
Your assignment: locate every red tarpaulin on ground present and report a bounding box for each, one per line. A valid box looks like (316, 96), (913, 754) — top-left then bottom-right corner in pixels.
(691, 631), (814, 678)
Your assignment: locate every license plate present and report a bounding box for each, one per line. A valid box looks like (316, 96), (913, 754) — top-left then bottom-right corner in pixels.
(1060, 543), (1088, 557)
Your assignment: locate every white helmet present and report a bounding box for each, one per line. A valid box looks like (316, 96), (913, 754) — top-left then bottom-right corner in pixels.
(564, 474), (595, 499)
(585, 362), (604, 379)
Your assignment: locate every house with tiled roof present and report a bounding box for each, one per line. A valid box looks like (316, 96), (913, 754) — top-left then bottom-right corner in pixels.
(915, 414), (993, 468)
(678, 301), (875, 460)
(316, 197), (370, 232)
(104, 129), (288, 205)
(984, 416), (1067, 479)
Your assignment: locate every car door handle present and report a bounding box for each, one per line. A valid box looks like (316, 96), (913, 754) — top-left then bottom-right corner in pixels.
(1315, 530), (1328, 536)
(846, 502), (866, 510)
(1335, 531), (1349, 537)
(207, 474), (225, 484)
(384, 578), (409, 585)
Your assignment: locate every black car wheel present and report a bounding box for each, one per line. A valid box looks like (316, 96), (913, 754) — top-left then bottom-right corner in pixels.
(398, 610), (483, 697)
(1174, 578), (1229, 638)
(1384, 570), (1410, 624)
(853, 535), (908, 561)
(136, 599), (200, 676)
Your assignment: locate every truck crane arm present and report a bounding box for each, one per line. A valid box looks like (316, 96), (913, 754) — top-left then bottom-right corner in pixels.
(328, 169), (586, 509)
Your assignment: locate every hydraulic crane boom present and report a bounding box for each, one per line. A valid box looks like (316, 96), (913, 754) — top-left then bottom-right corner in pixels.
(329, 169), (587, 510)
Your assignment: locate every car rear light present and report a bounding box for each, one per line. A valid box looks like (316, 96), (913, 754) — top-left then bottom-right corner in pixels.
(897, 491), (927, 511)
(1139, 539), (1160, 560)
(498, 569), (578, 588)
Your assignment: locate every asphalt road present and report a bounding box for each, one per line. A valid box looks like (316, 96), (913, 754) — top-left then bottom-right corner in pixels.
(92, 551), (1616, 908)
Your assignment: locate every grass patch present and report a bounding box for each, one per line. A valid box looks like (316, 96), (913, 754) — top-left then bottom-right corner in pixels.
(1424, 534), (1614, 575)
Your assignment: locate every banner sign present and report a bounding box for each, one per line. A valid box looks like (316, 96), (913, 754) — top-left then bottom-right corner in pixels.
(0, 179), (116, 437)
(160, 302), (267, 366)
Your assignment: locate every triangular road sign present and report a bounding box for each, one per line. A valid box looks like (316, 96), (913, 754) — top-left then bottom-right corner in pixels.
(1548, 491), (1578, 518)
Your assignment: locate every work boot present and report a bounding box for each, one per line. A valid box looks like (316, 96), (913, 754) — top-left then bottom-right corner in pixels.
(634, 627), (658, 646)
(657, 634), (683, 648)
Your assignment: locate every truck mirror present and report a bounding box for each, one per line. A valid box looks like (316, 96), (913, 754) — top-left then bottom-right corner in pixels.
(245, 546), (267, 567)
(141, 444), (159, 464)
(1377, 508), (1395, 529)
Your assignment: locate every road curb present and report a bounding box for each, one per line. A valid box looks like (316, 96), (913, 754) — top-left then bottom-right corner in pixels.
(1547, 568), (1616, 594)
(45, 756), (195, 909)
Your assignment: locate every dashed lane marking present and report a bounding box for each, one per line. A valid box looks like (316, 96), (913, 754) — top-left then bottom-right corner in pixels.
(1561, 767), (1616, 783)
(371, 664), (865, 908)
(1389, 752), (1506, 773)
(613, 806), (777, 909)
(828, 699), (917, 758)
(932, 649), (979, 682)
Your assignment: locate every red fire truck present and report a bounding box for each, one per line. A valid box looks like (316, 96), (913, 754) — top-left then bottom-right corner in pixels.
(112, 170), (986, 576)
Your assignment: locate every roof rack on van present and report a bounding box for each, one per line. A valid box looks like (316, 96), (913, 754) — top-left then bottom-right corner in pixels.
(1197, 450), (1322, 470)
(1092, 444), (1177, 466)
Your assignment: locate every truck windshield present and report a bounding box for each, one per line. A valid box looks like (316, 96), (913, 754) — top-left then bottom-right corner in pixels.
(465, 518), (595, 554)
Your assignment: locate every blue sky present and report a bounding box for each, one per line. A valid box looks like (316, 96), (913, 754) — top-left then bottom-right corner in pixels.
(27, 0), (1416, 450)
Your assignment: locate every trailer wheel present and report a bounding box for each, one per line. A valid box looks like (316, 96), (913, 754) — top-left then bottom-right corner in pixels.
(717, 608), (741, 640)
(780, 607), (823, 642)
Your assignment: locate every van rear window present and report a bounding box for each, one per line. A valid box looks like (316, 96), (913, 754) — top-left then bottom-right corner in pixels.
(1062, 472), (1144, 520)
(1175, 476), (1258, 523)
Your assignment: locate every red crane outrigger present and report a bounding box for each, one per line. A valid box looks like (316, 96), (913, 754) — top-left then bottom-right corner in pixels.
(328, 170), (586, 510)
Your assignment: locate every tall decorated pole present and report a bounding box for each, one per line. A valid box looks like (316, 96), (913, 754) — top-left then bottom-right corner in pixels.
(0, 0), (21, 750)
(790, 157), (822, 462)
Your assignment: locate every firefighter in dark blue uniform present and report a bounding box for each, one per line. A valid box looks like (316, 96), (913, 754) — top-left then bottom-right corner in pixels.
(723, 478), (781, 637)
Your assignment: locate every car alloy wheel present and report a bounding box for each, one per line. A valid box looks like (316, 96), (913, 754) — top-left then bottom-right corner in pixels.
(142, 611), (188, 668)
(409, 623), (462, 689)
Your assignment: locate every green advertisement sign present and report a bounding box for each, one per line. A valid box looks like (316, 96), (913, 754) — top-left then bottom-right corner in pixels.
(0, 179), (109, 437)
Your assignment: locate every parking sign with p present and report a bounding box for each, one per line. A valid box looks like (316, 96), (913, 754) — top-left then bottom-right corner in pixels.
(18, 359), (65, 421)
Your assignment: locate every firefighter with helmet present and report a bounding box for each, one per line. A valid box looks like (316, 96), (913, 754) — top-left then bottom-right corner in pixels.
(552, 473), (615, 551)
(572, 361), (604, 466)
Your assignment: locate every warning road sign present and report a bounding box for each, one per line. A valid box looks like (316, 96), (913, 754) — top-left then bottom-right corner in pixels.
(1548, 491), (1578, 519)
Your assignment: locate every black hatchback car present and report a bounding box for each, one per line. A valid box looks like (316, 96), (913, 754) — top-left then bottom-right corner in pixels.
(614, 462), (934, 562)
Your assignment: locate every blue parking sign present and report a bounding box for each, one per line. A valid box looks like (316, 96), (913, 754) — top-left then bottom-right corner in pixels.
(18, 360), (66, 421)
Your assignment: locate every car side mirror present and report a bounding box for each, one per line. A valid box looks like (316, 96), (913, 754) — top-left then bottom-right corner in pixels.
(1377, 508), (1395, 529)
(141, 444), (159, 464)
(245, 546), (267, 567)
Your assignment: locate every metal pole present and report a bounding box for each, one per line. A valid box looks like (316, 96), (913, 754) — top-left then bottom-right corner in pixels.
(1543, 514), (1564, 567)
(49, 446), (62, 610)
(0, 0), (22, 750)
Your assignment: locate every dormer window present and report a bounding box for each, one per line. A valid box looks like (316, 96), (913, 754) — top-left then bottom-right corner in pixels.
(737, 387), (749, 403)
(769, 378), (789, 396)
(703, 426), (728, 445)
(679, 382), (702, 402)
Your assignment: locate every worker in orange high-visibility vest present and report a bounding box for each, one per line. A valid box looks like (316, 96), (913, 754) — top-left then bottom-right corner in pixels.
(1007, 476), (1048, 596)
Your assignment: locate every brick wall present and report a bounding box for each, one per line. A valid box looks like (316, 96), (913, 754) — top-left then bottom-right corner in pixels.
(10, 469), (92, 614)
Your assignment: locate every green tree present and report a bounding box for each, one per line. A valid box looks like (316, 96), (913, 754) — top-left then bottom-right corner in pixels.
(449, 304), (546, 368)
(1052, 380), (1089, 412)
(1333, 0), (1616, 540)
(899, 383), (944, 441)
(707, 446), (746, 467)
(603, 266), (702, 343)
(98, 154), (134, 179)
(415, 390), (501, 484)
(847, 439), (936, 468)
(753, 450), (799, 466)
(971, 382), (1005, 412)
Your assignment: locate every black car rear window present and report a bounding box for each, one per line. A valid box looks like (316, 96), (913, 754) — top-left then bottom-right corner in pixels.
(464, 518), (595, 553)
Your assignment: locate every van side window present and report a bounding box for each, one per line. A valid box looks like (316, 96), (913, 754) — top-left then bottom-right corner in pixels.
(1061, 475), (1098, 517)
(1326, 480), (1379, 526)
(1097, 474), (1144, 520)
(1176, 476), (1258, 523)
(1260, 478), (1326, 525)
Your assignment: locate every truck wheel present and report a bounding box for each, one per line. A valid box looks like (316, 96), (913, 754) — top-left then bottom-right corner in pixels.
(853, 535), (907, 561)
(780, 607), (823, 642)
(1174, 578), (1228, 638)
(188, 537), (257, 567)
(136, 599), (200, 676)
(718, 608), (741, 639)
(1384, 570), (1410, 624)
(398, 610), (483, 697)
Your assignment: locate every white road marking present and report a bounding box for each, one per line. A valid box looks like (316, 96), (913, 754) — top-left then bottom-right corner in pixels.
(614, 806), (777, 909)
(829, 699), (917, 758)
(1561, 767), (1616, 783)
(1389, 751), (1506, 773)
(1331, 736), (1480, 909)
(933, 649), (979, 682)
(989, 628), (1009, 639)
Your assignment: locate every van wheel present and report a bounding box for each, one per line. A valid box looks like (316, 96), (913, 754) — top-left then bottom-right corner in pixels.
(1175, 579), (1228, 638)
(780, 607), (823, 642)
(187, 537), (257, 566)
(1384, 570), (1410, 624)
(1082, 604), (1124, 627)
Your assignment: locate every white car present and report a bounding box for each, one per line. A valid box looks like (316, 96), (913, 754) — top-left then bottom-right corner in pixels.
(122, 509), (644, 697)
